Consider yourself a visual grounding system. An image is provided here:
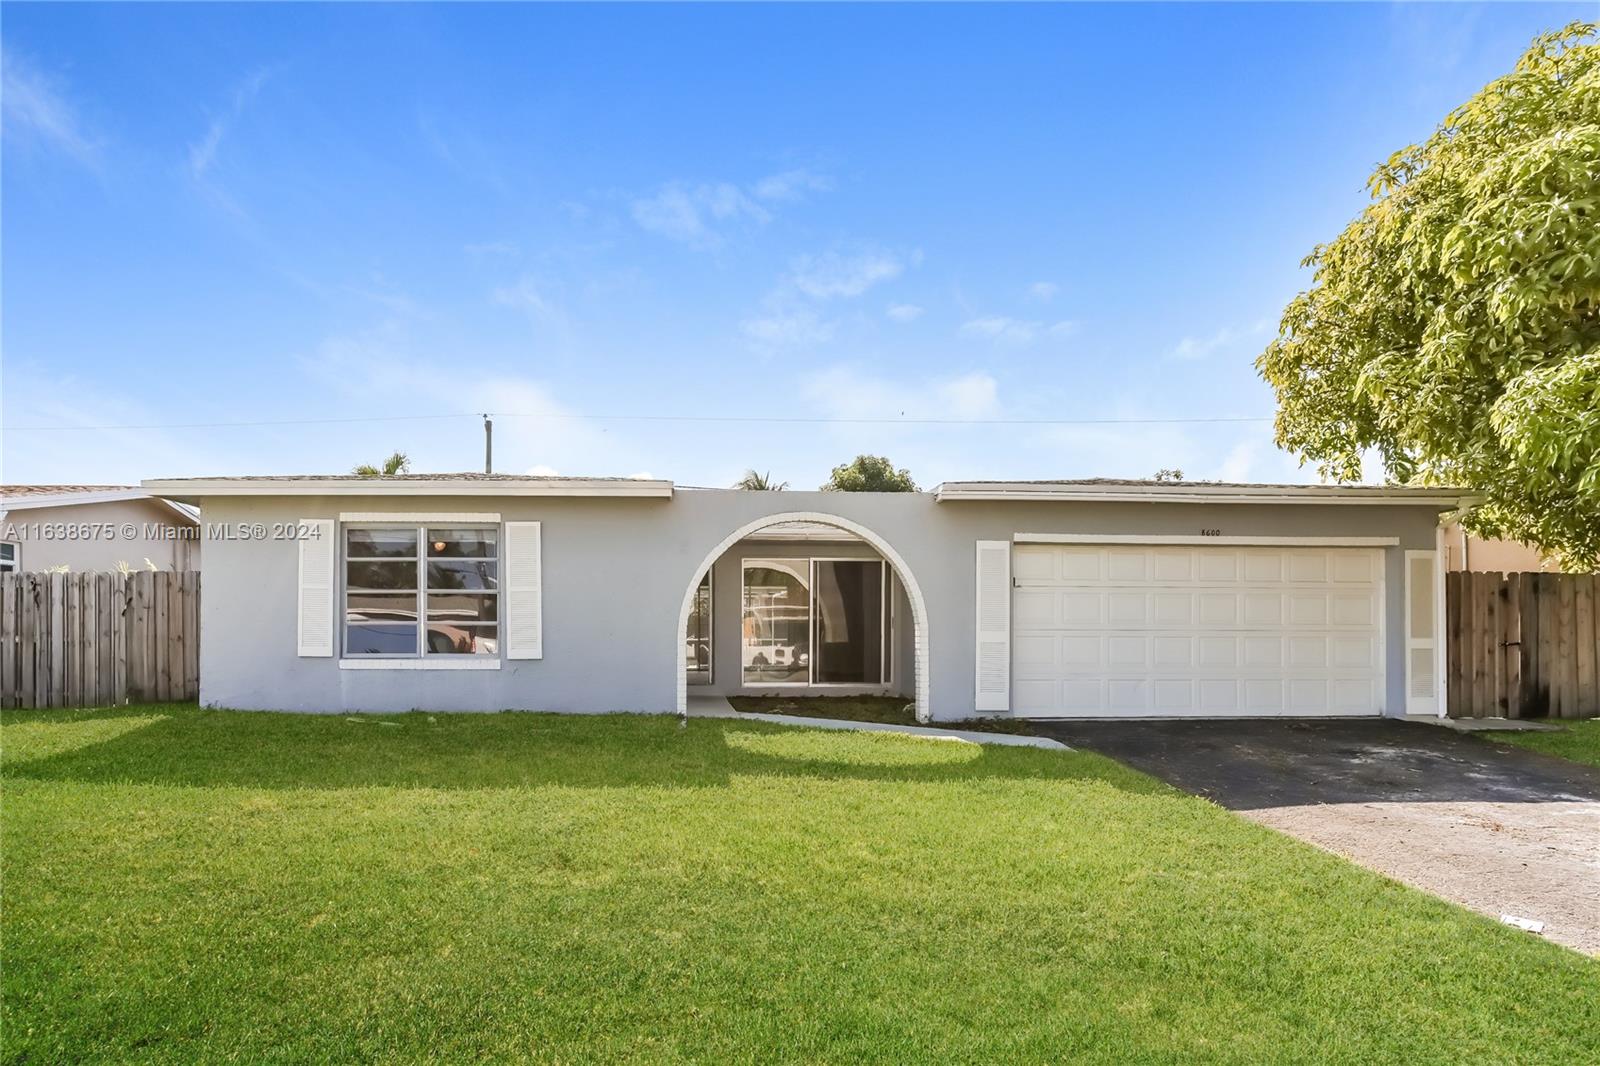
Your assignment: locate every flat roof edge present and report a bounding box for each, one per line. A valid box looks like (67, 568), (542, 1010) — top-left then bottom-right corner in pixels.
(141, 478), (675, 500)
(934, 483), (1472, 506)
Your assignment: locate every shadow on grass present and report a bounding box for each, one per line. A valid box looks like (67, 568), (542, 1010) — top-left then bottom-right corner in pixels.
(0, 704), (1165, 796)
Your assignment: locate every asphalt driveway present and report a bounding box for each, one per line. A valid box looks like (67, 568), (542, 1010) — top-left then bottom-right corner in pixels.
(1029, 718), (1600, 954)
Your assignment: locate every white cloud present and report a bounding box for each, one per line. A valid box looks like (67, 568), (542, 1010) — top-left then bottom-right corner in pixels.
(961, 317), (1077, 345)
(527, 464), (560, 477)
(629, 169), (833, 247)
(788, 250), (904, 300)
(752, 168), (833, 202)
(188, 68), (271, 181)
(492, 276), (558, 319)
(1169, 317), (1273, 360)
(802, 367), (1002, 422)
(298, 323), (634, 477)
(1, 47), (99, 165)
(886, 303), (924, 322)
(1028, 281), (1059, 302)
(741, 306), (834, 349)
(630, 181), (770, 248)
(743, 247), (913, 351)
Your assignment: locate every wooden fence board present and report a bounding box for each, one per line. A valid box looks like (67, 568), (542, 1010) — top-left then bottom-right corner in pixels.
(1577, 575), (1597, 717)
(0, 570), (199, 709)
(1446, 570), (1600, 719)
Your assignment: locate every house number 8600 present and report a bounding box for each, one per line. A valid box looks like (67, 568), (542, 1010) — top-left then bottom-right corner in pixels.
(1199, 528), (1222, 536)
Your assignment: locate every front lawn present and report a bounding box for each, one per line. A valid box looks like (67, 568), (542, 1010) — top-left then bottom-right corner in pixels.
(1484, 718), (1600, 770)
(4, 706), (1597, 1063)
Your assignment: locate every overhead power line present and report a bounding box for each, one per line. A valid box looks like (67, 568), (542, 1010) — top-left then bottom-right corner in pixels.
(2, 411), (1274, 433)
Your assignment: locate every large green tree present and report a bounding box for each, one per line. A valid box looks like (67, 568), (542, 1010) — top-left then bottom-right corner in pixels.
(822, 455), (918, 492)
(1257, 22), (1600, 569)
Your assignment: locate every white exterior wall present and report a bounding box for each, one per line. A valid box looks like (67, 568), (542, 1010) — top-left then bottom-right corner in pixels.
(195, 489), (1445, 720)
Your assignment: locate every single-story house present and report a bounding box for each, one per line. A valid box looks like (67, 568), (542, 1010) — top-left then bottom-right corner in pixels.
(142, 473), (1466, 722)
(1, 485), (201, 573)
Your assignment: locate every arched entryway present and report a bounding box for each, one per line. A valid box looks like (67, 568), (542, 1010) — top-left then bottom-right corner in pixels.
(676, 511), (931, 722)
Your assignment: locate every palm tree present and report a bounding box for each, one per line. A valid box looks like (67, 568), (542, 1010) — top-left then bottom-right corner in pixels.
(353, 451), (411, 477)
(734, 469), (787, 491)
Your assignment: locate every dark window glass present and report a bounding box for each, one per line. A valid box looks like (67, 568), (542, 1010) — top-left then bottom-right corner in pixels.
(346, 528), (418, 558)
(346, 624), (417, 655)
(427, 559), (498, 591)
(346, 593), (419, 624)
(686, 571), (712, 684)
(425, 594), (498, 624)
(813, 560), (884, 683)
(425, 623), (498, 655)
(347, 560), (418, 591)
(427, 528), (497, 558)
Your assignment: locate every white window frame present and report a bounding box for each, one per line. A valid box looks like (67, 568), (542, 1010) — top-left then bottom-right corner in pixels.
(0, 542), (18, 573)
(342, 522), (501, 662)
(740, 556), (892, 689)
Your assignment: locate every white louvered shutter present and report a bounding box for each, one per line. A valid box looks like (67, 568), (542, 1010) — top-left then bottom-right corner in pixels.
(1406, 551), (1439, 714)
(505, 521), (543, 659)
(975, 540), (1011, 712)
(297, 519), (336, 657)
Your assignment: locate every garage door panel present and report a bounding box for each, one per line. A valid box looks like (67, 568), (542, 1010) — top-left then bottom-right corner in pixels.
(1012, 590), (1056, 627)
(1198, 594), (1238, 625)
(1331, 553), (1376, 583)
(1243, 553), (1283, 583)
(1012, 544), (1383, 718)
(1013, 634), (1058, 668)
(1243, 636), (1283, 667)
(1331, 594), (1375, 626)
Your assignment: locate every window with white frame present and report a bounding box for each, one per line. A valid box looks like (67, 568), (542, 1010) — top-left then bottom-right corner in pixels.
(344, 525), (499, 657)
(741, 558), (890, 686)
(0, 543), (17, 573)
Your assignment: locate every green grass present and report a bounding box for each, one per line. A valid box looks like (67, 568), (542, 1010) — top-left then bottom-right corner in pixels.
(728, 694), (1036, 734)
(4, 706), (1597, 1064)
(1483, 718), (1600, 770)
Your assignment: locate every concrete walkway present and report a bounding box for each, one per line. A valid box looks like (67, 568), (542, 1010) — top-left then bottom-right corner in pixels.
(686, 696), (1068, 750)
(1030, 718), (1600, 954)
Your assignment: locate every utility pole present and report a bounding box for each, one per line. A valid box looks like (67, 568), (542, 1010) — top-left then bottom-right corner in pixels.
(483, 414), (493, 474)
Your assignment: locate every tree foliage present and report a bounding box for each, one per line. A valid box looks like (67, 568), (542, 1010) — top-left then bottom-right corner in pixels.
(353, 451), (411, 477)
(822, 455), (918, 492)
(1257, 22), (1600, 569)
(733, 469), (787, 491)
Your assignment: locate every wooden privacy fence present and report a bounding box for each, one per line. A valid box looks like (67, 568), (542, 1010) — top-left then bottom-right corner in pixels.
(0, 571), (199, 709)
(1447, 571), (1599, 719)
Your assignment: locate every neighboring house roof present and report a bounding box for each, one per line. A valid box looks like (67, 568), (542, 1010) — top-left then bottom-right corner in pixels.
(0, 485), (200, 522)
(932, 479), (1472, 506)
(142, 473), (675, 501)
(0, 484), (133, 498)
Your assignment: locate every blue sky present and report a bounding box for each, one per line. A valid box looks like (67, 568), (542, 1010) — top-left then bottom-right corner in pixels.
(1, 2), (1586, 488)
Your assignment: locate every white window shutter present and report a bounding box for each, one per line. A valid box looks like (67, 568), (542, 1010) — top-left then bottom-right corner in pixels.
(297, 519), (336, 657)
(505, 521), (543, 659)
(975, 540), (1011, 712)
(1405, 550), (1439, 714)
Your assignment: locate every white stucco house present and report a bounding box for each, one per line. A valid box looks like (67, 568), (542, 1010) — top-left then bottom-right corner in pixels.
(142, 473), (1467, 723)
(0, 485), (201, 573)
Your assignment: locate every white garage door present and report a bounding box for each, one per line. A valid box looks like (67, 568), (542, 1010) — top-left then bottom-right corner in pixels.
(1012, 544), (1383, 717)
